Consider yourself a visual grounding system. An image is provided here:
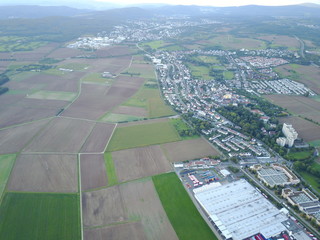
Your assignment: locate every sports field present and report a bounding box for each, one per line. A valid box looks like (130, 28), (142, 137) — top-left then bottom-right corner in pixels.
(153, 172), (218, 240)
(0, 193), (80, 240)
(106, 121), (181, 152)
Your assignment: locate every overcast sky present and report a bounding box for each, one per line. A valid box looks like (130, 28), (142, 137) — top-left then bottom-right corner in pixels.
(98, 0), (320, 6)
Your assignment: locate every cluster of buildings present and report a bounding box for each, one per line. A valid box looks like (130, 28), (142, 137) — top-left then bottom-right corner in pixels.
(67, 36), (123, 49)
(252, 163), (300, 187)
(247, 79), (315, 95)
(240, 56), (288, 68)
(277, 123), (299, 147)
(283, 188), (320, 226)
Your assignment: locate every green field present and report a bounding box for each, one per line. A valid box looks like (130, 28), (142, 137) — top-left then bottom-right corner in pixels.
(27, 90), (77, 101)
(0, 36), (46, 52)
(171, 118), (199, 140)
(207, 35), (266, 50)
(9, 71), (39, 82)
(123, 64), (156, 79)
(82, 73), (113, 84)
(223, 71), (234, 80)
(0, 155), (16, 198)
(299, 171), (320, 194)
(141, 40), (167, 49)
(309, 140), (320, 147)
(153, 173), (218, 240)
(286, 151), (313, 161)
(196, 56), (220, 64)
(100, 113), (143, 123)
(0, 193), (80, 240)
(104, 152), (118, 186)
(124, 87), (175, 118)
(187, 64), (212, 80)
(106, 121), (181, 151)
(59, 63), (89, 71)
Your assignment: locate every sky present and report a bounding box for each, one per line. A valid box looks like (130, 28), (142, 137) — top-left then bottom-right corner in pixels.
(96, 0), (320, 7)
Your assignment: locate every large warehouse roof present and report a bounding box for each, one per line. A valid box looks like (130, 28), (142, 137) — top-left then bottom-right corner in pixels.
(194, 179), (288, 240)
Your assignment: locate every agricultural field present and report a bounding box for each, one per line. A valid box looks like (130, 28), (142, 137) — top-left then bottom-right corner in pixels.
(140, 40), (169, 50)
(80, 122), (115, 153)
(95, 45), (136, 58)
(202, 35), (266, 50)
(104, 152), (118, 186)
(257, 35), (299, 50)
(7, 154), (78, 193)
(0, 193), (80, 240)
(161, 138), (219, 162)
(0, 119), (50, 154)
(80, 154), (107, 191)
(62, 75), (145, 120)
(123, 62), (156, 79)
(82, 179), (178, 240)
(81, 72), (113, 84)
(106, 121), (181, 152)
(26, 90), (77, 101)
(0, 97), (69, 129)
(84, 222), (147, 240)
(195, 55), (220, 64)
(265, 95), (320, 124)
(153, 172), (217, 240)
(274, 64), (320, 94)
(0, 36), (47, 52)
(123, 86), (176, 118)
(0, 154), (16, 198)
(111, 105), (148, 117)
(112, 145), (172, 182)
(100, 113), (143, 123)
(23, 117), (95, 153)
(279, 116), (320, 142)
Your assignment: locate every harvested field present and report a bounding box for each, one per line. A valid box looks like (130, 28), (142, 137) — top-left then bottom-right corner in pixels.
(106, 121), (181, 151)
(126, 63), (156, 79)
(279, 116), (320, 142)
(112, 106), (147, 117)
(112, 145), (171, 182)
(161, 138), (219, 162)
(80, 154), (107, 191)
(265, 95), (320, 123)
(257, 35), (299, 49)
(7, 154), (78, 193)
(27, 90), (77, 101)
(275, 64), (320, 94)
(82, 185), (126, 226)
(23, 117), (95, 153)
(100, 113), (143, 123)
(80, 122), (116, 153)
(84, 222), (147, 240)
(82, 180), (178, 240)
(0, 192), (80, 240)
(95, 45), (134, 57)
(47, 47), (88, 58)
(0, 118), (50, 154)
(63, 76), (144, 120)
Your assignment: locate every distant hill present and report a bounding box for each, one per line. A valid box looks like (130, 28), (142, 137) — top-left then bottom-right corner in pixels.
(0, 5), (91, 19)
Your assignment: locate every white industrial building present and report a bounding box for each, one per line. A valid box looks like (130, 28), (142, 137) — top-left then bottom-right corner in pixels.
(194, 179), (288, 240)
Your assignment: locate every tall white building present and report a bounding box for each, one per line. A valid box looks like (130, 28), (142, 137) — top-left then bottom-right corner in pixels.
(282, 123), (298, 147)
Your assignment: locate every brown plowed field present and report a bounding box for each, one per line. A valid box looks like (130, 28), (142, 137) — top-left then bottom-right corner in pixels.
(0, 119), (50, 154)
(265, 95), (320, 123)
(47, 47), (88, 58)
(95, 46), (133, 57)
(84, 222), (147, 240)
(80, 122), (116, 153)
(279, 116), (320, 141)
(7, 154), (78, 192)
(23, 117), (95, 153)
(62, 76), (144, 120)
(161, 138), (219, 162)
(82, 180), (178, 240)
(112, 145), (172, 182)
(82, 185), (127, 226)
(112, 105), (147, 117)
(0, 98), (68, 129)
(80, 154), (107, 191)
